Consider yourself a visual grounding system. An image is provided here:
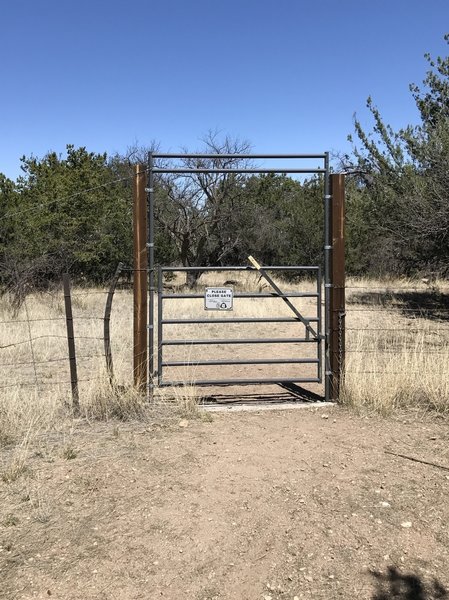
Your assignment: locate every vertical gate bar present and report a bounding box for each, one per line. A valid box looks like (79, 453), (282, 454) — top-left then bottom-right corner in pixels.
(63, 273), (80, 415)
(133, 165), (148, 392)
(157, 266), (163, 386)
(147, 152), (155, 400)
(329, 174), (346, 400)
(317, 267), (322, 382)
(323, 153), (331, 402)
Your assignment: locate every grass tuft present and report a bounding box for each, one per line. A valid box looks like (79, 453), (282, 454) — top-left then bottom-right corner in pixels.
(82, 382), (149, 422)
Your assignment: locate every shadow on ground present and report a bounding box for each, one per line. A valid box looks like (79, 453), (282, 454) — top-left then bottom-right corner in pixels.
(348, 290), (449, 321)
(371, 567), (448, 600)
(202, 383), (324, 405)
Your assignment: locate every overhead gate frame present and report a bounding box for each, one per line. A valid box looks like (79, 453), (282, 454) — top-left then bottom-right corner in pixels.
(145, 153), (334, 401)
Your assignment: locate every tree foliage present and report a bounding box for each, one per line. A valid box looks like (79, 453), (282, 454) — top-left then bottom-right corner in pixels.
(0, 145), (133, 291)
(344, 34), (449, 276)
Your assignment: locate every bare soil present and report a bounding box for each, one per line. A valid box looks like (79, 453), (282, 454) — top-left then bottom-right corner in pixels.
(2, 406), (449, 600)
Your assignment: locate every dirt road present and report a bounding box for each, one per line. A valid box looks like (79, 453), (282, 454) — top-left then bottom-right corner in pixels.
(1, 406), (449, 599)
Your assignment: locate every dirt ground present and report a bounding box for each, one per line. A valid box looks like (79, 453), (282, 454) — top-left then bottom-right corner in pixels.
(1, 405), (449, 600)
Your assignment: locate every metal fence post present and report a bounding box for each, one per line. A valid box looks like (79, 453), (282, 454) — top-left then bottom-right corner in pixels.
(104, 262), (123, 387)
(329, 174), (346, 400)
(63, 273), (80, 415)
(133, 164), (148, 392)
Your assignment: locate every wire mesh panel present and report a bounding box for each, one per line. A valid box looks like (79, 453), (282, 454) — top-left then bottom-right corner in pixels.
(156, 265), (322, 388)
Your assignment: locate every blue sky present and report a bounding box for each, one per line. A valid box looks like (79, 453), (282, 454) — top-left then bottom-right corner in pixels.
(1, 0), (448, 180)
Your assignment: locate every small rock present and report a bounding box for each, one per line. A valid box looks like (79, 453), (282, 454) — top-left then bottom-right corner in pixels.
(401, 521), (412, 528)
(321, 414), (329, 419)
(380, 501), (391, 508)
(179, 419), (189, 428)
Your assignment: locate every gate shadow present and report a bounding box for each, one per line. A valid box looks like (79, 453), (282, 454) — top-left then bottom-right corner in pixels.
(370, 566), (447, 600)
(202, 383), (324, 405)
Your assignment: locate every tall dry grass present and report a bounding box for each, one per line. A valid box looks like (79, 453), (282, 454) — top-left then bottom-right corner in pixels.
(342, 277), (449, 415)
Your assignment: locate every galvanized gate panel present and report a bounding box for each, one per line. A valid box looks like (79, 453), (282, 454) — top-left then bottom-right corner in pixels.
(156, 265), (322, 388)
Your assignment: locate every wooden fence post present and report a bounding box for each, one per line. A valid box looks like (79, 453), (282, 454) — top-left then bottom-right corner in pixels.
(329, 174), (346, 400)
(133, 164), (148, 392)
(63, 273), (80, 415)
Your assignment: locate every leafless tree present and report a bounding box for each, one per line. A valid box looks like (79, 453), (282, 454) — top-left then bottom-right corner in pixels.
(154, 132), (253, 286)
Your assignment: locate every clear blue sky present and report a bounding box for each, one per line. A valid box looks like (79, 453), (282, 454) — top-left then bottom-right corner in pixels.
(1, 0), (448, 180)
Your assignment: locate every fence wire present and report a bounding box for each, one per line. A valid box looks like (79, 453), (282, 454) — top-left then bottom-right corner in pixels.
(0, 281), (128, 396)
(343, 282), (449, 396)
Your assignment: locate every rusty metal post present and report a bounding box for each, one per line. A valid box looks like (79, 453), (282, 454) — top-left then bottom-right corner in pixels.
(133, 164), (148, 391)
(329, 174), (345, 401)
(63, 273), (80, 415)
(104, 262), (123, 387)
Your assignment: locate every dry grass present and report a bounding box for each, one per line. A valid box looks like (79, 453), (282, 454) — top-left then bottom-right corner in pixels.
(0, 271), (448, 456)
(343, 276), (449, 415)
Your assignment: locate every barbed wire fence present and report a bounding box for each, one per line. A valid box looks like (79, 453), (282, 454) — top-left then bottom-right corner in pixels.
(341, 281), (449, 408)
(2, 165), (449, 411)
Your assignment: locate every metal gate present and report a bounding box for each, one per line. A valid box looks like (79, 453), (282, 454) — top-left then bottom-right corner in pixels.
(156, 264), (322, 388)
(145, 152), (333, 400)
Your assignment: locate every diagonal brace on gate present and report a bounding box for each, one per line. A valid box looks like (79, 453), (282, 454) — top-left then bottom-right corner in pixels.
(248, 256), (319, 340)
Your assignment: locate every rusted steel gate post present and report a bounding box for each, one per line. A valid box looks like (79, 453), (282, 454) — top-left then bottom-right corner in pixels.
(133, 164), (148, 391)
(329, 174), (346, 400)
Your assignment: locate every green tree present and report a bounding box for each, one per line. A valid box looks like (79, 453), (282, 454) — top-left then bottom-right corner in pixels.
(344, 34), (449, 276)
(2, 145), (134, 286)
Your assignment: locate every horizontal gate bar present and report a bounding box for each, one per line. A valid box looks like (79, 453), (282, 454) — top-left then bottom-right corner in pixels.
(158, 377), (322, 387)
(161, 337), (317, 346)
(153, 153), (327, 159)
(160, 265), (319, 272)
(152, 168), (326, 174)
(161, 292), (318, 299)
(162, 317), (319, 325)
(162, 358), (319, 367)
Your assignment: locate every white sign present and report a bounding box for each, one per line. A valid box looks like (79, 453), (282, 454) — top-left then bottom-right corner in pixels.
(204, 287), (233, 311)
